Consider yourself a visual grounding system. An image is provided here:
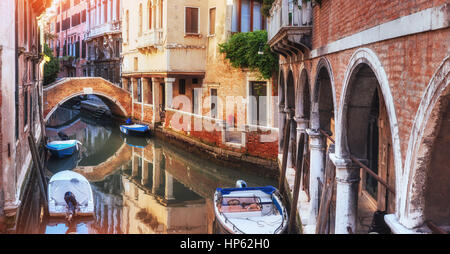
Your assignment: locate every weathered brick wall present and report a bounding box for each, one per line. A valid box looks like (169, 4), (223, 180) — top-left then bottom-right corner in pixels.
(282, 27), (449, 163)
(246, 129), (279, 159)
(312, 0), (448, 49)
(142, 104), (154, 123)
(132, 103), (142, 120)
(164, 109), (278, 160)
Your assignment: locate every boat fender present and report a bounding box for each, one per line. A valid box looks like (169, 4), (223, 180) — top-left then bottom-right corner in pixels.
(236, 180), (247, 188)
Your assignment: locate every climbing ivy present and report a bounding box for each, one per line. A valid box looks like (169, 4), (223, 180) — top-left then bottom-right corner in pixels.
(43, 44), (60, 86)
(219, 30), (278, 80)
(262, 0), (276, 17)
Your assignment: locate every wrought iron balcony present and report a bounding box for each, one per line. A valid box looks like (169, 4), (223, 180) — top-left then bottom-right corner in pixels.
(267, 0), (313, 57)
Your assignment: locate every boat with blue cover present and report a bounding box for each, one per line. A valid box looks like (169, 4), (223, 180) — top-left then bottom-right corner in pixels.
(214, 180), (288, 234)
(46, 140), (82, 158)
(120, 118), (150, 136)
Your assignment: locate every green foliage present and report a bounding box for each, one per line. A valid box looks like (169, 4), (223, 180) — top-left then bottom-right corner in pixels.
(43, 44), (60, 85)
(219, 30), (278, 80)
(262, 0), (276, 17)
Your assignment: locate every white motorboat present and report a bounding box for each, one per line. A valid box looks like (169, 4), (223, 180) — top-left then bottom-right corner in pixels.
(48, 170), (94, 218)
(214, 181), (288, 234)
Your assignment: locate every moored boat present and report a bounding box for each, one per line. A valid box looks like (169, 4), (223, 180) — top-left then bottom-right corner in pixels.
(214, 181), (288, 234)
(120, 119), (150, 136)
(46, 140), (82, 158)
(48, 170), (94, 218)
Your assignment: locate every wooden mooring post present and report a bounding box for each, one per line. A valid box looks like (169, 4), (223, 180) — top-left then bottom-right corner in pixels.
(279, 111), (293, 192)
(316, 144), (336, 234)
(27, 134), (49, 216)
(288, 132), (306, 233)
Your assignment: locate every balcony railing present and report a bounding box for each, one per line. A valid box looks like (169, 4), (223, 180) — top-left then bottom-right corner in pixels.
(267, 0), (313, 55)
(136, 29), (164, 52)
(87, 21), (121, 39)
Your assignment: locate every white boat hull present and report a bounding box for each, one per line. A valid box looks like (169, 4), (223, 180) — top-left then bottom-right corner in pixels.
(48, 170), (94, 218)
(214, 186), (288, 234)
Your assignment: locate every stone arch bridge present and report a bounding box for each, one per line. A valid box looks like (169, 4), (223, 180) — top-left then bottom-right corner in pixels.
(43, 77), (132, 122)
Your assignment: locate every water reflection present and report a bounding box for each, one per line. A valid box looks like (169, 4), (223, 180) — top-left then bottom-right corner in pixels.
(36, 107), (276, 234)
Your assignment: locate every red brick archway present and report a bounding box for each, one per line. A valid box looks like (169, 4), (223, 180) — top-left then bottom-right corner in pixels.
(43, 78), (132, 121)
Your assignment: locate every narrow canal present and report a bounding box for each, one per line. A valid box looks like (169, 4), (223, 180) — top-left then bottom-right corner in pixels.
(17, 97), (277, 234)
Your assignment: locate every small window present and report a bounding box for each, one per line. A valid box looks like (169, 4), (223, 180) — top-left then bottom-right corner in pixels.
(179, 79), (186, 95)
(209, 8), (216, 35)
(210, 89), (218, 118)
(134, 57), (138, 72)
(23, 87), (29, 128)
(185, 7), (199, 34)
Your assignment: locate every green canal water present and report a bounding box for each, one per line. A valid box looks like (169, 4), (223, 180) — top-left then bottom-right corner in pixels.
(20, 104), (277, 234)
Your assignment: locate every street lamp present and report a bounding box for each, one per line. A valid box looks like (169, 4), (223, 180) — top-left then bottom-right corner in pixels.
(258, 43), (264, 55)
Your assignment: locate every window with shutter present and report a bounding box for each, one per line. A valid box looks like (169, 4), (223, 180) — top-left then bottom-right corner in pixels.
(185, 7), (199, 34)
(209, 8), (216, 35)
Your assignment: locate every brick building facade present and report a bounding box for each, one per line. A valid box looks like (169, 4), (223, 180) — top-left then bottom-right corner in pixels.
(0, 0), (50, 232)
(45, 0), (88, 78)
(268, 0), (449, 234)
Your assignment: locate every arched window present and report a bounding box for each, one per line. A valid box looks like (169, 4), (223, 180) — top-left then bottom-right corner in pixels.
(148, 1), (152, 30)
(126, 10), (129, 42)
(160, 0), (164, 28)
(139, 4), (143, 36)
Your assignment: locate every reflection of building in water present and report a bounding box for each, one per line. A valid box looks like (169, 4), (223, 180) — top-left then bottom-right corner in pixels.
(119, 144), (207, 234)
(91, 173), (124, 234)
(46, 109), (115, 158)
(46, 107), (81, 127)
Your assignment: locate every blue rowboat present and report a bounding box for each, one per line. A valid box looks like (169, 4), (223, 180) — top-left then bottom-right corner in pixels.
(46, 140), (81, 158)
(214, 181), (288, 234)
(120, 124), (150, 136)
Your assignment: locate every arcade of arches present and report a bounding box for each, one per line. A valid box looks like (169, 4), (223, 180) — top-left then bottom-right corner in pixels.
(276, 51), (449, 234)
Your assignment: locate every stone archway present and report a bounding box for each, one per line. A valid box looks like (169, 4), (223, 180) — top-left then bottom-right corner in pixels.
(296, 68), (311, 121)
(307, 57), (337, 227)
(400, 56), (450, 230)
(336, 48), (402, 180)
(334, 48), (400, 234)
(43, 78), (132, 122)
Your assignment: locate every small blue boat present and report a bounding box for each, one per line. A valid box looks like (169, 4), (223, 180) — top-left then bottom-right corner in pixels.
(46, 140), (82, 158)
(120, 119), (150, 136)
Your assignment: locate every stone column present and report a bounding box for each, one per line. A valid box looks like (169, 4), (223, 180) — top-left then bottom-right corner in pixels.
(164, 77), (175, 109)
(152, 77), (161, 123)
(305, 128), (326, 226)
(330, 153), (361, 234)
